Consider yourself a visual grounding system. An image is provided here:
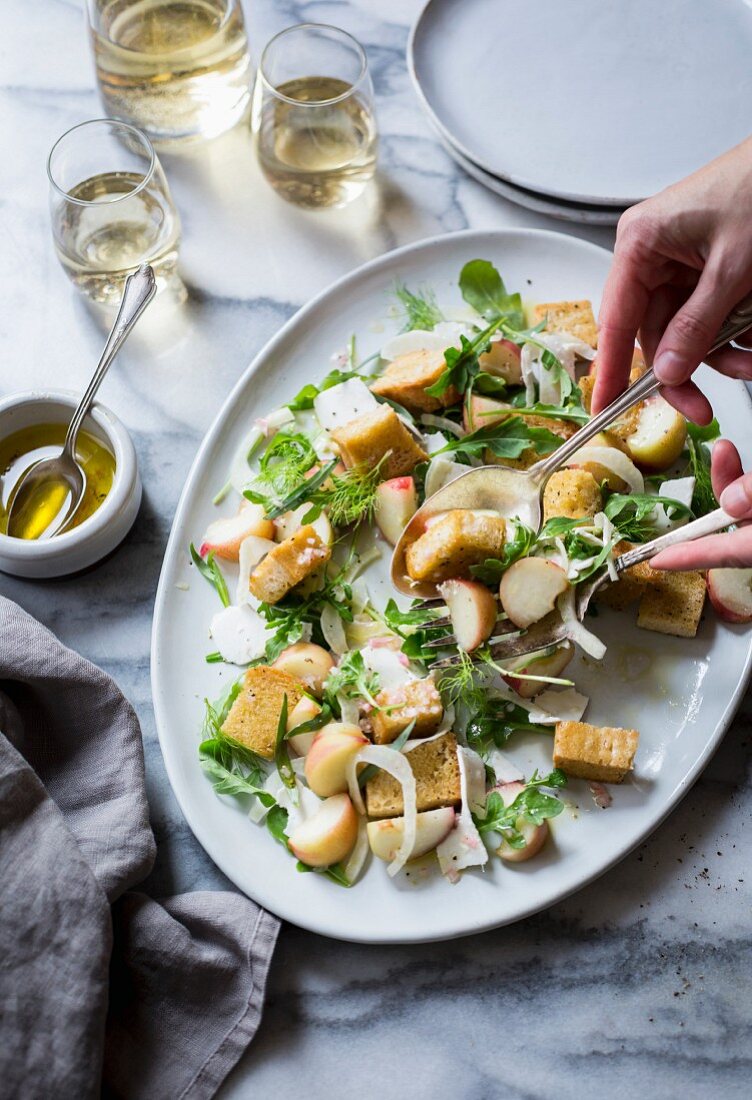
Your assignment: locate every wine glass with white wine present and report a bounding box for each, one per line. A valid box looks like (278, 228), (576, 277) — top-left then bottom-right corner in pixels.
(253, 23), (378, 210)
(48, 119), (181, 304)
(86, 0), (253, 145)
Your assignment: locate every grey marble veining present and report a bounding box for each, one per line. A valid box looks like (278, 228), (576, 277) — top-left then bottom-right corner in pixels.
(1, 2), (750, 1097)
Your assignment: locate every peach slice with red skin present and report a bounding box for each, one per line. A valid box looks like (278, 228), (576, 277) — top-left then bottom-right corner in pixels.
(499, 557), (570, 629)
(707, 567), (752, 623)
(503, 643), (574, 698)
(479, 339), (522, 384)
(199, 502), (275, 562)
(304, 723), (369, 797)
(462, 394), (509, 433)
(287, 793), (359, 867)
(286, 695), (323, 755)
(272, 642), (334, 697)
(494, 782), (549, 862)
(374, 476), (418, 545)
(438, 578), (498, 652)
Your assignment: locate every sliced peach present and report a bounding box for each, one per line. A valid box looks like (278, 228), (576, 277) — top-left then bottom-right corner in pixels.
(494, 781), (549, 862)
(707, 568), (752, 623)
(287, 793), (359, 867)
(374, 476), (418, 545)
(503, 642), (574, 698)
(286, 695), (323, 755)
(272, 642), (334, 697)
(199, 502), (274, 561)
(438, 578), (498, 652)
(623, 396), (687, 470)
(367, 807), (456, 863)
(304, 723), (369, 797)
(462, 394), (509, 433)
(499, 557), (570, 629)
(479, 338), (522, 384)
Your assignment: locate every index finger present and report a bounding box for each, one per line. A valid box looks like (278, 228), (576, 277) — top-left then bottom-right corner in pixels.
(592, 253), (650, 414)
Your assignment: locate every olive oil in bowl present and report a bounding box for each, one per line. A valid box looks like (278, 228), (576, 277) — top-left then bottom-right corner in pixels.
(0, 425), (116, 540)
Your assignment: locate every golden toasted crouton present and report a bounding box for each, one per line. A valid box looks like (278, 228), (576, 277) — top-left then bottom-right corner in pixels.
(365, 732), (461, 818)
(637, 569), (706, 638)
(370, 350), (458, 412)
(330, 404), (428, 481)
(532, 300), (598, 348)
(553, 720), (639, 783)
(579, 374), (595, 413)
(542, 469), (602, 524)
(595, 539), (660, 611)
(222, 667), (305, 760)
(249, 525), (331, 605)
(405, 509), (506, 584)
(371, 678), (444, 745)
(486, 414), (574, 469)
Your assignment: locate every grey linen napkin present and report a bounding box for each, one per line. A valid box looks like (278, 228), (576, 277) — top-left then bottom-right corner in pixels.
(0, 596), (279, 1099)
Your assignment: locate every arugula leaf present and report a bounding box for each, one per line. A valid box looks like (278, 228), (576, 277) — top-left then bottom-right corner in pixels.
(474, 372), (509, 398)
(257, 555), (356, 663)
(296, 859), (352, 887)
(393, 281), (444, 331)
(435, 417), (561, 461)
(685, 419), (720, 517)
(473, 769), (567, 845)
(324, 650), (380, 712)
(274, 695), (295, 790)
(539, 516), (586, 538)
(470, 522), (536, 585)
(459, 259), (525, 328)
(508, 397), (589, 425)
(265, 804), (290, 846)
(466, 698), (550, 752)
(538, 517), (616, 583)
(190, 543), (231, 607)
(205, 651), (224, 664)
(604, 492), (693, 542)
(245, 458), (338, 520)
(287, 368), (358, 412)
(286, 699), (332, 740)
(425, 318), (505, 399)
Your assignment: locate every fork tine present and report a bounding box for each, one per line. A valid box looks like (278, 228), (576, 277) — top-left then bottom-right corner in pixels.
(422, 618), (518, 650)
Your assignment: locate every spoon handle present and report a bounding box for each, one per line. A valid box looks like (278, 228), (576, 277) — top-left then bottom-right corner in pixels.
(63, 264), (157, 456)
(530, 290), (752, 481)
(615, 506), (734, 572)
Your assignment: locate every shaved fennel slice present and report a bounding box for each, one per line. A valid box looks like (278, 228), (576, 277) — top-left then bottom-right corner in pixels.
(594, 512), (619, 581)
(380, 321), (469, 361)
(343, 816), (369, 884)
(421, 415), (464, 438)
(346, 746), (417, 876)
(321, 603), (348, 655)
(436, 746), (488, 880)
(424, 455), (469, 498)
(558, 589), (607, 660)
(236, 534), (277, 606)
(563, 446), (644, 494)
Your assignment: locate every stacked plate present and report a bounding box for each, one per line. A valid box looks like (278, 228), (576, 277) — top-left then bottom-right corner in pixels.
(408, 0), (752, 225)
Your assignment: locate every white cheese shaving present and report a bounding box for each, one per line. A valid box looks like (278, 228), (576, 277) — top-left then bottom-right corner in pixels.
(436, 746), (489, 881)
(236, 534), (277, 606)
(654, 476), (696, 531)
(313, 378), (378, 431)
(526, 686), (590, 724)
(487, 748), (524, 783)
(424, 455), (469, 498)
(359, 644), (416, 693)
(209, 604), (272, 665)
(379, 321), (469, 361)
(422, 430), (450, 454)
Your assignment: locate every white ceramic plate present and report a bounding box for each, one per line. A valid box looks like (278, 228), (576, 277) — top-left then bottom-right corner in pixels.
(409, 0), (752, 205)
(152, 228), (752, 943)
(437, 132), (623, 225)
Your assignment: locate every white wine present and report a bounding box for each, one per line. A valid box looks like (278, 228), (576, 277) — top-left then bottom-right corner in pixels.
(91, 0), (252, 143)
(52, 171), (180, 303)
(256, 75), (377, 209)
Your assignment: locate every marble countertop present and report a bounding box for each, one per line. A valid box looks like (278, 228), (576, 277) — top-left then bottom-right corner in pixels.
(2, 2), (750, 1096)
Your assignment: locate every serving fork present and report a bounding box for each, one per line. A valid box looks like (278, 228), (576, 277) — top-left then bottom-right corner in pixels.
(419, 505), (733, 669)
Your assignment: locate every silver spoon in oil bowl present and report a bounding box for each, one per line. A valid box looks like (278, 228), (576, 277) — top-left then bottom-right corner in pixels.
(6, 264), (156, 540)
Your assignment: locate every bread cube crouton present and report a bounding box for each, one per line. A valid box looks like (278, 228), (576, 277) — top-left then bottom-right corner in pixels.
(487, 414), (574, 469)
(371, 678), (444, 745)
(330, 404), (428, 481)
(365, 732), (461, 818)
(531, 300), (598, 349)
(637, 568), (706, 638)
(249, 525), (331, 605)
(595, 540), (659, 611)
(370, 350), (459, 412)
(405, 509), (506, 584)
(579, 374), (595, 413)
(542, 469), (602, 523)
(222, 666), (305, 760)
(553, 720), (639, 783)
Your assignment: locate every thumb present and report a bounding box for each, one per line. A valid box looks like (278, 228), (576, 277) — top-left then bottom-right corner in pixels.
(653, 263), (743, 386)
(720, 472), (752, 520)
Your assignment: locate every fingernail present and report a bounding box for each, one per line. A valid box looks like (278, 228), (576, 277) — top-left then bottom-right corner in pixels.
(721, 481), (752, 516)
(653, 351), (685, 384)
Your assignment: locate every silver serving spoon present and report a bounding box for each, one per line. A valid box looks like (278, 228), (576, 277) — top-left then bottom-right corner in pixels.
(428, 505), (734, 668)
(392, 293), (752, 597)
(6, 264), (156, 540)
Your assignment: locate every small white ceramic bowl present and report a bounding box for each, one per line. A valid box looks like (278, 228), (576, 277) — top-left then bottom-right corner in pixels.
(0, 390), (141, 578)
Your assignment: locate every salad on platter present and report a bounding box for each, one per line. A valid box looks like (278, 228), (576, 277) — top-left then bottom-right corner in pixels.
(188, 258), (733, 888)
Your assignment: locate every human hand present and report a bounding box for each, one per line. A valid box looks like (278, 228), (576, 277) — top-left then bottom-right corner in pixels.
(592, 137), (752, 424)
(650, 439), (752, 570)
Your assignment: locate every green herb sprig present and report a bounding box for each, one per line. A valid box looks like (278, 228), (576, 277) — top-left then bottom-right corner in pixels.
(190, 543), (230, 607)
(393, 281), (444, 331)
